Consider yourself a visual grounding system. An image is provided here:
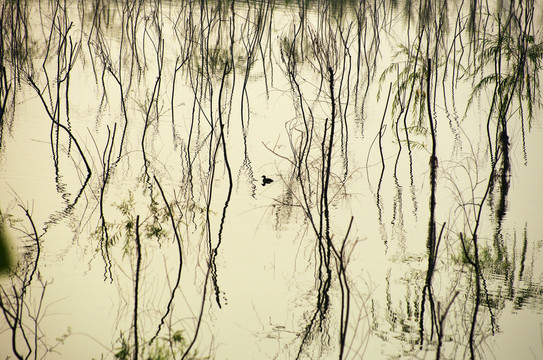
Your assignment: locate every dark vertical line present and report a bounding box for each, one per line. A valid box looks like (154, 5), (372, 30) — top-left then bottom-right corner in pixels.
(133, 215), (141, 360)
(518, 223), (528, 281)
(151, 176), (184, 343)
(181, 261), (212, 360)
(377, 83), (392, 209)
(427, 57), (437, 256)
(99, 125), (116, 282)
(210, 63), (233, 309)
(420, 56), (438, 348)
(322, 66), (337, 316)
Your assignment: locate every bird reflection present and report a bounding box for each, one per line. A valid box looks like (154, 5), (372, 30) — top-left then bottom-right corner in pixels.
(261, 175), (273, 186)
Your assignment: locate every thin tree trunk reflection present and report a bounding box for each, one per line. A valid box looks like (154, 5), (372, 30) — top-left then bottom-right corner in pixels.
(1, 1), (543, 359)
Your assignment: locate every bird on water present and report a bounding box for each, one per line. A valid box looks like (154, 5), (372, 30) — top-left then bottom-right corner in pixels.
(261, 175), (273, 186)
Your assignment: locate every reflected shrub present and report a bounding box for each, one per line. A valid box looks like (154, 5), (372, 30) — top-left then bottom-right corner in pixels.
(112, 329), (207, 360)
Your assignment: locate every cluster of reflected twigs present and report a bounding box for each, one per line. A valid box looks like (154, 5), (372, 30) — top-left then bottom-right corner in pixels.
(1, 0), (542, 359)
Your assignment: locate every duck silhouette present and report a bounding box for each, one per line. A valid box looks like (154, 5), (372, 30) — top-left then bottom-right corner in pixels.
(261, 175), (273, 186)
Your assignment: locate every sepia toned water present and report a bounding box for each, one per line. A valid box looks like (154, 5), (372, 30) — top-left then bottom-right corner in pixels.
(1, 1), (543, 359)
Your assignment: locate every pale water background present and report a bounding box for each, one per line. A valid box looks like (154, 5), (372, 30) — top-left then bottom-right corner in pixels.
(1, 1), (543, 359)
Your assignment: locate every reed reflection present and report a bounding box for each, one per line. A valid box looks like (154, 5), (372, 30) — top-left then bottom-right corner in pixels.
(0, 1), (542, 359)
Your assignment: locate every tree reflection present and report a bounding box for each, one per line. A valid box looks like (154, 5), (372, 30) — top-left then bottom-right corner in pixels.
(0, 1), (542, 359)
(0, 204), (69, 359)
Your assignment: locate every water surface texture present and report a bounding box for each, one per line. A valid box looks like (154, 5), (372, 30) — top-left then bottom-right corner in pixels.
(1, 0), (543, 359)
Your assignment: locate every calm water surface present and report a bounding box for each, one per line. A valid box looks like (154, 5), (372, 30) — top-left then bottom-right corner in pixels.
(1, 1), (543, 359)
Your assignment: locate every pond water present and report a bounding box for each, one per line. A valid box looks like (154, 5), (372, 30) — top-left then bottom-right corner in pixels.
(1, 0), (543, 359)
